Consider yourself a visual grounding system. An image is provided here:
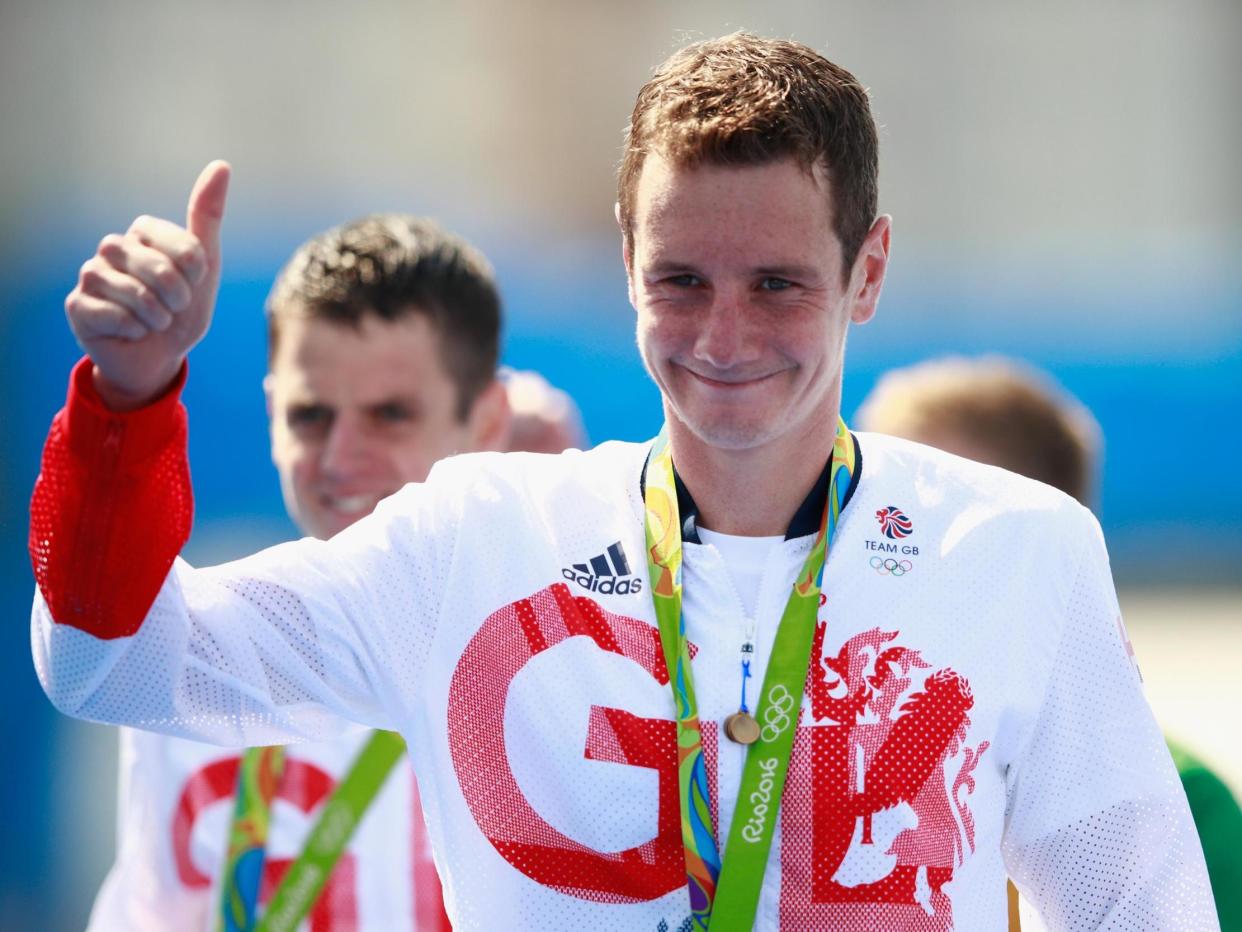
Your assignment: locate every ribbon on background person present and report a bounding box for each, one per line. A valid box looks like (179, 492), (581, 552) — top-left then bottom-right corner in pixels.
(218, 746), (286, 932)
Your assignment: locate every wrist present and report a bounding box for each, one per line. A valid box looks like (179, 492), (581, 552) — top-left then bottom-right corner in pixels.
(92, 361), (184, 412)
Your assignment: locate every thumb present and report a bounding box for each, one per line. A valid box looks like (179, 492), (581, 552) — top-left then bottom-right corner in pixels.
(185, 160), (231, 265)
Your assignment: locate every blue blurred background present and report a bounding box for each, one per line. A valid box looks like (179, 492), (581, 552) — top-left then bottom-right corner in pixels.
(2, 1), (1239, 927)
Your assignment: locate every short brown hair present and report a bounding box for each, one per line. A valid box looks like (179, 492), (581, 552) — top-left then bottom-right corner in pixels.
(618, 32), (879, 273)
(856, 356), (1102, 506)
(266, 214), (501, 420)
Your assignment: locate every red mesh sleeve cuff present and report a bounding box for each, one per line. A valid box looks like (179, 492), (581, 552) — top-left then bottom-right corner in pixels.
(30, 357), (194, 639)
(66, 357), (189, 466)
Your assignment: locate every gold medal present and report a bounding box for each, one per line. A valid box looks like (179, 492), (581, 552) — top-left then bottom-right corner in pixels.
(723, 711), (760, 745)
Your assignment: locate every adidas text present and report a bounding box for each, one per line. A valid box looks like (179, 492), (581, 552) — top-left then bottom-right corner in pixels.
(561, 568), (643, 595)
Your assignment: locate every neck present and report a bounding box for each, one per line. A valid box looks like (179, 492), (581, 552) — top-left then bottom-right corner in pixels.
(666, 400), (840, 537)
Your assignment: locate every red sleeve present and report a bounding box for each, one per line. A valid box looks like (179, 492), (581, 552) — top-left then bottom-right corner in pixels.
(29, 357), (193, 639)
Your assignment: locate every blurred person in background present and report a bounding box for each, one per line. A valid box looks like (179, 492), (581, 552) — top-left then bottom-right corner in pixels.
(32, 33), (1219, 930)
(500, 367), (587, 454)
(89, 213), (521, 931)
(857, 355), (1242, 931)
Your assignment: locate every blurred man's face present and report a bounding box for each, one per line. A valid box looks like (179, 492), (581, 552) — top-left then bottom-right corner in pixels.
(267, 311), (493, 539)
(625, 154), (887, 453)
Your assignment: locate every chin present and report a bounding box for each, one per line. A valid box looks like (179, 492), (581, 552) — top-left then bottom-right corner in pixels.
(304, 518), (337, 540)
(680, 412), (780, 451)
(296, 509), (342, 541)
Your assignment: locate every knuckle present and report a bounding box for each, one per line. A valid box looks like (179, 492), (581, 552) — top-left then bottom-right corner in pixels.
(153, 261), (182, 293)
(180, 241), (205, 268)
(98, 232), (124, 255)
(106, 235), (141, 267)
(152, 263), (177, 288)
(128, 214), (153, 233)
(79, 265), (104, 289)
(134, 282), (159, 312)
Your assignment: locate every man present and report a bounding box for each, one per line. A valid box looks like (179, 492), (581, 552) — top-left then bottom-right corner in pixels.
(32, 33), (1217, 930)
(857, 354), (1242, 932)
(88, 214), (511, 930)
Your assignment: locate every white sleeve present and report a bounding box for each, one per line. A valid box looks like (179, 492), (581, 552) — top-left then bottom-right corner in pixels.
(33, 472), (460, 747)
(1001, 509), (1219, 930)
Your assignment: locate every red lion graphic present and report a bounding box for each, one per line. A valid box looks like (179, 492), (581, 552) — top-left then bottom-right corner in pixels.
(779, 623), (988, 929)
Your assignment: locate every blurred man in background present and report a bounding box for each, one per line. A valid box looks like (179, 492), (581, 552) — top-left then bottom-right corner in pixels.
(856, 356), (1099, 506)
(90, 213), (526, 930)
(501, 367), (587, 455)
(857, 354), (1242, 931)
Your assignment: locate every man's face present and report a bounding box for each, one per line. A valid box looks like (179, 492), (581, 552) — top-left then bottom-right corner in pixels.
(267, 311), (493, 539)
(626, 154), (887, 452)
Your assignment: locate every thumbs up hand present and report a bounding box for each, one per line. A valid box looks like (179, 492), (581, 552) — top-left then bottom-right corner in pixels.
(65, 161), (231, 410)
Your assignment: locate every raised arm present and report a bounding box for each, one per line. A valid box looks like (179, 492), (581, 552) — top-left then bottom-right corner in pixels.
(34, 161), (231, 654)
(30, 165), (442, 745)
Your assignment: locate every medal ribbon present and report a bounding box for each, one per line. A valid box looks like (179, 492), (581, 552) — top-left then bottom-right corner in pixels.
(257, 730), (407, 932)
(218, 746), (286, 932)
(218, 731), (407, 932)
(644, 419), (856, 931)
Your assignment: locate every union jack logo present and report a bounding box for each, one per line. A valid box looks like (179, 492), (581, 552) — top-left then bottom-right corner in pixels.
(876, 506), (913, 539)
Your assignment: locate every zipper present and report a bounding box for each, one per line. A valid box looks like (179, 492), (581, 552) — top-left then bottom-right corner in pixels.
(67, 417), (125, 630)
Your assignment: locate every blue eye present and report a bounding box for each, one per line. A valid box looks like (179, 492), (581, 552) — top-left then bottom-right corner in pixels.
(760, 277), (793, 292)
(667, 274), (701, 287)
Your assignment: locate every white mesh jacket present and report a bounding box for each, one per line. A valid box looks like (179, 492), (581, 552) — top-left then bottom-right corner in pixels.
(87, 726), (448, 932)
(31, 361), (1219, 931)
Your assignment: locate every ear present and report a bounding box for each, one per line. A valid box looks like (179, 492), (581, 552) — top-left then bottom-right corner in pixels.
(466, 378), (512, 453)
(263, 373), (275, 419)
(846, 214), (892, 325)
(616, 202), (637, 309)
(262, 372), (281, 467)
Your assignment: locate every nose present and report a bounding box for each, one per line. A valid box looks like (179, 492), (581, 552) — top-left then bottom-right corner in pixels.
(693, 292), (756, 370)
(319, 413), (373, 480)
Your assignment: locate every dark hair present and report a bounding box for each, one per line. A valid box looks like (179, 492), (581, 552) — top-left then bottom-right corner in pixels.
(856, 356), (1101, 507)
(266, 214), (501, 419)
(619, 32), (879, 273)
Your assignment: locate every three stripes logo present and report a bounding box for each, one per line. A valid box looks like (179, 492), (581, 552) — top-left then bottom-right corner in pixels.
(562, 541), (644, 595)
(875, 506), (913, 539)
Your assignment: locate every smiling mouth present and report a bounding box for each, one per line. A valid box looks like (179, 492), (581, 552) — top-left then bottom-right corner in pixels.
(683, 366), (781, 389)
(321, 492), (388, 514)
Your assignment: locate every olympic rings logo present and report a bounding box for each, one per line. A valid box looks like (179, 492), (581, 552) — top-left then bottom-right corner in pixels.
(760, 684), (797, 742)
(870, 556), (913, 577)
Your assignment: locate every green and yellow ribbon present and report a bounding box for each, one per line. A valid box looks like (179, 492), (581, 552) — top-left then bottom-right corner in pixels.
(645, 418), (856, 931)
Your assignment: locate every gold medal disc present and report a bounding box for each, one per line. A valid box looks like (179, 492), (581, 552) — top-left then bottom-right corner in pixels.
(724, 711), (761, 745)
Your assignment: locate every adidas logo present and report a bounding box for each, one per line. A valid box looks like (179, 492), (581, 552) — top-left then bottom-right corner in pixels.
(562, 541), (644, 595)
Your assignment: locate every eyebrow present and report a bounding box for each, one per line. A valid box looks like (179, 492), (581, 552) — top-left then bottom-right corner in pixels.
(366, 396), (421, 410)
(754, 264), (820, 280)
(644, 259), (703, 277)
(643, 260), (821, 280)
